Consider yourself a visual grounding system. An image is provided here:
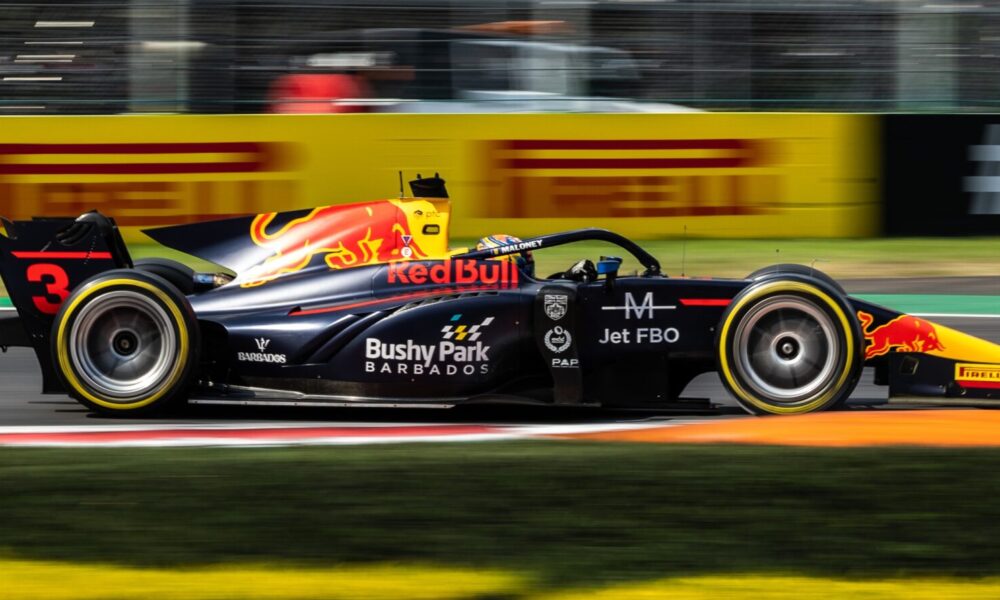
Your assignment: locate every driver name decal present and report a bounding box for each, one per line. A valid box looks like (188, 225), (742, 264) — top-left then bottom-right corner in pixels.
(485, 239), (543, 256)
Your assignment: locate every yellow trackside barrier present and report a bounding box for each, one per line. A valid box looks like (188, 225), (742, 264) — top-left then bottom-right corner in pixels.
(0, 559), (525, 600)
(0, 113), (878, 242)
(6, 560), (1000, 600)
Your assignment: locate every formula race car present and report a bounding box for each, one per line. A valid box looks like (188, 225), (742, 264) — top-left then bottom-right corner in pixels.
(2, 174), (999, 416)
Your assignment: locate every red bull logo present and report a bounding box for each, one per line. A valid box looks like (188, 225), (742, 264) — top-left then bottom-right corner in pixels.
(858, 311), (945, 360)
(387, 259), (519, 289)
(241, 201), (424, 287)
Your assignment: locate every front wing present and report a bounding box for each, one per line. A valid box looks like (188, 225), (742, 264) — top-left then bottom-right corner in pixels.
(852, 299), (1000, 402)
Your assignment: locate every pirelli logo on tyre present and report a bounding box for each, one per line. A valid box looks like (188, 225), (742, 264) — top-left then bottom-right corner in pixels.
(956, 363), (1000, 389)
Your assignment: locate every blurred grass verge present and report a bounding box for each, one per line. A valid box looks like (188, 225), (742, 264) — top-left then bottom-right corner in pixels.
(4, 441), (1000, 596)
(1, 238), (998, 299)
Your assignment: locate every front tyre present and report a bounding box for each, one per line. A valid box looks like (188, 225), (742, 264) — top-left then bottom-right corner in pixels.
(746, 263), (845, 294)
(52, 270), (199, 416)
(716, 277), (862, 415)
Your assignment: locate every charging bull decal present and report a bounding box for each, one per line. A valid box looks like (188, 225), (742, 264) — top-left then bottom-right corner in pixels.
(240, 202), (426, 287)
(858, 311), (945, 360)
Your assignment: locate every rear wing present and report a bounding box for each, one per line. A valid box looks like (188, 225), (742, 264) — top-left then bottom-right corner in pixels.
(0, 211), (131, 392)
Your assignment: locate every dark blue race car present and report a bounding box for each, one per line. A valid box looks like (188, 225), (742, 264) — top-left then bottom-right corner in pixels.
(2, 175), (998, 416)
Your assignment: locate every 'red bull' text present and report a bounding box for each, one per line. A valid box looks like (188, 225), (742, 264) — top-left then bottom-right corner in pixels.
(387, 259), (519, 288)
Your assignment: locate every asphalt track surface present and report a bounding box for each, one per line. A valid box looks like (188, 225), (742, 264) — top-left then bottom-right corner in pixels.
(2, 307), (996, 428)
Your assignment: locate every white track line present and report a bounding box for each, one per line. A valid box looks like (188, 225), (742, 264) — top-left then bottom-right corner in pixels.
(0, 421), (684, 448)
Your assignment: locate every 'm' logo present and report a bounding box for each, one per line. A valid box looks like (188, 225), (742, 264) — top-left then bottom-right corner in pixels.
(255, 337), (271, 351)
(441, 314), (495, 342)
(601, 292), (676, 320)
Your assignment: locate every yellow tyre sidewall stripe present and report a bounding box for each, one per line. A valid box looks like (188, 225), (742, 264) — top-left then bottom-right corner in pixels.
(718, 280), (856, 415)
(56, 278), (189, 411)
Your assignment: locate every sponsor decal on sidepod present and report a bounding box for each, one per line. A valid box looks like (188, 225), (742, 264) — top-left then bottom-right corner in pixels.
(544, 327), (578, 369)
(364, 315), (495, 376)
(238, 337), (288, 364)
(441, 314), (494, 341)
(544, 327), (572, 353)
(544, 294), (568, 321)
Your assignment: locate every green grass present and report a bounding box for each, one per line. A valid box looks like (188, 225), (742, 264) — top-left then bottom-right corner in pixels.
(4, 441), (1000, 589)
(857, 294), (1000, 315)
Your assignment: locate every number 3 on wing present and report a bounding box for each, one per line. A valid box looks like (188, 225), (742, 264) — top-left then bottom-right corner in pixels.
(27, 263), (70, 315)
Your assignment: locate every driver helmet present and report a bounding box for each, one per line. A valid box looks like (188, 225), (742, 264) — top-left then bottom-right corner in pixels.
(476, 234), (535, 277)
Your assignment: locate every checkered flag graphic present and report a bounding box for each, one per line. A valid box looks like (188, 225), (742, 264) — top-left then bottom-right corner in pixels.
(441, 316), (495, 341)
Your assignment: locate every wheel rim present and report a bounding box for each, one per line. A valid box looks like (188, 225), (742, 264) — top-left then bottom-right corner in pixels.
(69, 290), (177, 402)
(731, 294), (841, 405)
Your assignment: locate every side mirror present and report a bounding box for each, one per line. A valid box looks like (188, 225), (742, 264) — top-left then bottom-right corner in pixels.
(597, 256), (623, 290)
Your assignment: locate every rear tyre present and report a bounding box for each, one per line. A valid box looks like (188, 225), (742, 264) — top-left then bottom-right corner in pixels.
(51, 270), (199, 416)
(134, 258), (195, 295)
(716, 276), (862, 415)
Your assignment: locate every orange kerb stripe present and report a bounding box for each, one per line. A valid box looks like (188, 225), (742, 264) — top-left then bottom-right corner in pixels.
(557, 409), (1000, 448)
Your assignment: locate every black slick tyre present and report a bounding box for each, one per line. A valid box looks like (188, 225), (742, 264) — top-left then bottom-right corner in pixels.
(746, 263), (845, 294)
(51, 269), (199, 416)
(716, 275), (863, 415)
(134, 258), (196, 295)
